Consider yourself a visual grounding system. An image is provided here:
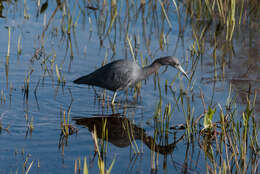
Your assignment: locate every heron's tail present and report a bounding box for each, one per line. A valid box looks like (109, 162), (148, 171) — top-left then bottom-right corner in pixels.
(73, 75), (91, 84)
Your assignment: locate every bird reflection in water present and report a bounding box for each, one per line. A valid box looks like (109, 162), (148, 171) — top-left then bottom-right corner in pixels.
(72, 114), (184, 155)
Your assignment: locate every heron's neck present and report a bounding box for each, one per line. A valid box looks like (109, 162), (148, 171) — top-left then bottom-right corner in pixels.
(140, 60), (162, 80)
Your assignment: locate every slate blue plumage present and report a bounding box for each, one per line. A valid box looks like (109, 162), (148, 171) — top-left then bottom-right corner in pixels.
(74, 56), (188, 104)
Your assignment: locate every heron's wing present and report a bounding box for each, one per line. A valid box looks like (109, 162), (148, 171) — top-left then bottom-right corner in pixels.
(74, 60), (137, 91)
(102, 60), (135, 91)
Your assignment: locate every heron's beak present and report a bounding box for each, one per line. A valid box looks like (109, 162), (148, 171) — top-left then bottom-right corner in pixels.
(176, 65), (189, 80)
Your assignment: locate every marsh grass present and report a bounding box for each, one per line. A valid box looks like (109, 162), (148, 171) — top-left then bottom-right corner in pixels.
(126, 117), (140, 154)
(6, 26), (11, 65)
(25, 113), (34, 137)
(1, 89), (6, 104)
(73, 125), (116, 174)
(59, 107), (78, 157)
(59, 107), (77, 137)
(8, 148), (36, 174)
(17, 34), (22, 56)
(166, 79), (259, 173)
(0, 0), (259, 173)
(185, 0), (260, 49)
(92, 126), (116, 174)
(194, 87), (259, 173)
(150, 100), (175, 170)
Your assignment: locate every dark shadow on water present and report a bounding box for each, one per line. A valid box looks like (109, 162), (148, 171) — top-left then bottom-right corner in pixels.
(72, 113), (184, 155)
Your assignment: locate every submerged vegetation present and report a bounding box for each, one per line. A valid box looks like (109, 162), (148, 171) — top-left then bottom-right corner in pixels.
(0, 0), (259, 173)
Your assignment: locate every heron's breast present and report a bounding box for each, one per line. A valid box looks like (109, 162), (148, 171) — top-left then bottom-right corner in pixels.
(128, 65), (143, 85)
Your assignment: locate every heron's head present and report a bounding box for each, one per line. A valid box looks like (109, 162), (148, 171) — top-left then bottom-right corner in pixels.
(158, 56), (189, 79)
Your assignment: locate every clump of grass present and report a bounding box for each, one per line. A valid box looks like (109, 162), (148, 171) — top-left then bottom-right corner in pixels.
(74, 154), (115, 174)
(171, 82), (259, 173)
(92, 126), (116, 174)
(23, 69), (34, 104)
(11, 148), (36, 174)
(55, 64), (66, 85)
(202, 106), (216, 131)
(196, 86), (260, 173)
(59, 107), (77, 137)
(59, 107), (78, 154)
(74, 124), (116, 174)
(184, 0), (260, 41)
(150, 100), (175, 170)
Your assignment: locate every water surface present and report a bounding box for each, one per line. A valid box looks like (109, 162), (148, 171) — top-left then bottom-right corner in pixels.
(0, 1), (259, 173)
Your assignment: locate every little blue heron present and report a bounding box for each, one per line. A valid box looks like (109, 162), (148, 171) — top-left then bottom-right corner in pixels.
(74, 56), (188, 104)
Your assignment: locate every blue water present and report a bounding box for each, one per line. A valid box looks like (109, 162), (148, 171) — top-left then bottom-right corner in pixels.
(0, 1), (259, 174)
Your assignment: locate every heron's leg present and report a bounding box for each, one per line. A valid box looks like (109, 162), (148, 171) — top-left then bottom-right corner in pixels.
(111, 91), (117, 105)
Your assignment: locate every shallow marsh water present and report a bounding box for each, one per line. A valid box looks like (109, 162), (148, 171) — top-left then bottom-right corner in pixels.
(0, 1), (259, 173)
